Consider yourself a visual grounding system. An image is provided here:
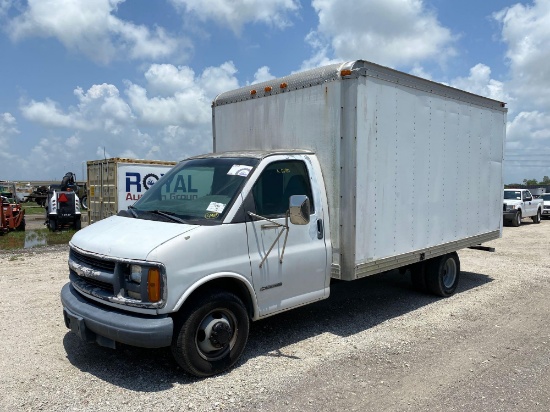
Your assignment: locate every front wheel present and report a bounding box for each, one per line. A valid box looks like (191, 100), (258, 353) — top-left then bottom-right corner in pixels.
(171, 290), (249, 377)
(532, 209), (541, 224)
(425, 253), (460, 297)
(511, 210), (522, 227)
(16, 218), (26, 231)
(48, 218), (57, 232)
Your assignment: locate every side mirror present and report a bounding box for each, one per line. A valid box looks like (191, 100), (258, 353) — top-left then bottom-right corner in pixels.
(525, 196), (532, 202)
(289, 195), (310, 225)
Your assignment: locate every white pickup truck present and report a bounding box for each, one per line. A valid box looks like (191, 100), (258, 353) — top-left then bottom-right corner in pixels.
(542, 193), (550, 219)
(503, 189), (543, 226)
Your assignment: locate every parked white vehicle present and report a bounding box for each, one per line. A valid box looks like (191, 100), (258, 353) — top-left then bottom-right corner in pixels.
(503, 189), (543, 226)
(61, 60), (507, 377)
(541, 193), (550, 219)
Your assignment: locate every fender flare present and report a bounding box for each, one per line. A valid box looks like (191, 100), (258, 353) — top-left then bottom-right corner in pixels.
(172, 272), (260, 320)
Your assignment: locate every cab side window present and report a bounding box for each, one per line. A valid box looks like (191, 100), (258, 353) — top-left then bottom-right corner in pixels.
(252, 160), (314, 218)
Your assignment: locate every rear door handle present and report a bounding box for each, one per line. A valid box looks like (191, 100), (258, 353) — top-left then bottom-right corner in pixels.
(317, 219), (324, 239)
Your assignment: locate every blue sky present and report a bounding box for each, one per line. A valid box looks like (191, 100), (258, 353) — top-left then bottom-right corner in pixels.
(1, 0), (550, 184)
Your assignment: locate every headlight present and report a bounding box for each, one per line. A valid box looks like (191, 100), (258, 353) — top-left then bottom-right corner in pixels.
(130, 264), (142, 283)
(128, 264), (162, 303)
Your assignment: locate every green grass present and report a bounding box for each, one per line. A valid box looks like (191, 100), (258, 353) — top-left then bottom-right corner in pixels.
(22, 204), (46, 215)
(0, 228), (76, 251)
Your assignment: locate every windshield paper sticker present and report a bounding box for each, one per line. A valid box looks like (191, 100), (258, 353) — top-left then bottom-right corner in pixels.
(207, 202), (226, 213)
(227, 165), (252, 177)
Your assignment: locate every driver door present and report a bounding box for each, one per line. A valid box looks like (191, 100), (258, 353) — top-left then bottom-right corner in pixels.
(245, 157), (329, 316)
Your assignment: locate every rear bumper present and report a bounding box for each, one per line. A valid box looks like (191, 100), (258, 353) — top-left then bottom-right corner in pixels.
(61, 283), (173, 348)
(47, 213), (80, 223)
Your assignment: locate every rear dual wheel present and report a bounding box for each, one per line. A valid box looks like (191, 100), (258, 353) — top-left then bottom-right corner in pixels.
(410, 253), (460, 297)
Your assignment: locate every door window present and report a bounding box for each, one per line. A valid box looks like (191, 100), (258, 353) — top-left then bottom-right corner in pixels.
(251, 160), (314, 218)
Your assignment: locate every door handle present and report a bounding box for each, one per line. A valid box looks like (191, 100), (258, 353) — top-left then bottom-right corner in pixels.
(317, 219), (324, 239)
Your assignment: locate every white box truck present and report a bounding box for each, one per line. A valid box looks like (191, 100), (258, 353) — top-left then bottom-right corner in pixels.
(61, 60), (507, 377)
(86, 158), (177, 223)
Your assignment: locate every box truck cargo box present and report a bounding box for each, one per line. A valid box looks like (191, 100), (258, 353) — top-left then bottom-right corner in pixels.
(87, 158), (177, 223)
(62, 60), (507, 377)
(213, 60), (506, 280)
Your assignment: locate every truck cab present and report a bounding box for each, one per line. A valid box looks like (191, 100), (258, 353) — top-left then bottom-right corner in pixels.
(62, 150), (330, 377)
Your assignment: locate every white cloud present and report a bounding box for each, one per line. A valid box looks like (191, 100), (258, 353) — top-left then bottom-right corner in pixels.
(199, 62), (240, 98)
(20, 99), (87, 129)
(450, 63), (509, 102)
(21, 84), (133, 132)
(144, 65), (196, 97)
(12, 62), (241, 178)
(0, 113), (20, 168)
(306, 0), (456, 68)
(507, 111), (550, 143)
(169, 0), (299, 33)
(7, 0), (182, 64)
(251, 66), (276, 84)
(494, 0), (550, 108)
(0, 112), (19, 136)
(65, 134), (81, 150)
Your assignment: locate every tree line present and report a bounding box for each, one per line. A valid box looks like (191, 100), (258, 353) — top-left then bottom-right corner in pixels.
(505, 176), (550, 188)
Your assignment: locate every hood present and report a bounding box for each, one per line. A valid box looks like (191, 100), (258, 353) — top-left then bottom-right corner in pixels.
(70, 215), (199, 260)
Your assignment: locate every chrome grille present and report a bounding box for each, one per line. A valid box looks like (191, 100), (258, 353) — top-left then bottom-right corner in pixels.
(70, 249), (115, 272)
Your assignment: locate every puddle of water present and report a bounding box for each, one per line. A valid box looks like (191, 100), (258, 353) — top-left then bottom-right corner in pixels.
(24, 230), (47, 248)
(0, 229), (74, 250)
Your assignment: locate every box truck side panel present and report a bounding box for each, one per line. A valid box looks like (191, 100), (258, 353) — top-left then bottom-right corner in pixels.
(353, 75), (505, 279)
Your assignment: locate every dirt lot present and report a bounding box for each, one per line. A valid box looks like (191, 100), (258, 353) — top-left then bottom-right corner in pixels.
(1, 219), (550, 411)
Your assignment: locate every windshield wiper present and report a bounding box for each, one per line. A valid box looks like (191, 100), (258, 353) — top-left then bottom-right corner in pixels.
(127, 205), (138, 218)
(148, 210), (187, 224)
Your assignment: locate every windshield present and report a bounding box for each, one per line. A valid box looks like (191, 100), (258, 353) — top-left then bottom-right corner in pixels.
(132, 157), (258, 224)
(503, 191), (522, 200)
(542, 194), (550, 201)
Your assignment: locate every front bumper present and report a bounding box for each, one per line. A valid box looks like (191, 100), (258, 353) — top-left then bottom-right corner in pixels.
(61, 283), (173, 348)
(503, 210), (519, 220)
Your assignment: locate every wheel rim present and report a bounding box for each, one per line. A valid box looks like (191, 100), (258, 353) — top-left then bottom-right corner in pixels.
(442, 258), (457, 289)
(195, 308), (238, 361)
(517, 213), (521, 225)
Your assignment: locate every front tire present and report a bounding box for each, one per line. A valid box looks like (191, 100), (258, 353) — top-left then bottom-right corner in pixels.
(425, 253), (460, 297)
(48, 218), (57, 232)
(511, 210), (522, 227)
(171, 290), (249, 377)
(16, 218), (26, 231)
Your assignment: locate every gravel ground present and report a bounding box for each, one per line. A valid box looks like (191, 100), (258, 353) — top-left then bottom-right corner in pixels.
(1, 219), (549, 411)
